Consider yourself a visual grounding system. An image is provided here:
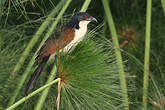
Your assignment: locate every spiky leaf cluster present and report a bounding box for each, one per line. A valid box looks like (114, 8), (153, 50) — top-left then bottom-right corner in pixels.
(53, 38), (122, 110)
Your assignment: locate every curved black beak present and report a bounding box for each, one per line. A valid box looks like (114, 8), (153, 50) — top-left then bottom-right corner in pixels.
(88, 16), (97, 22)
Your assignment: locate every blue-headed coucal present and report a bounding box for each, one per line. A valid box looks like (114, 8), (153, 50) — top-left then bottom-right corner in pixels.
(24, 12), (97, 95)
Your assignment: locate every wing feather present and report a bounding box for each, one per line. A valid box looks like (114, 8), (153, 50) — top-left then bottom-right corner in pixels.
(36, 28), (75, 61)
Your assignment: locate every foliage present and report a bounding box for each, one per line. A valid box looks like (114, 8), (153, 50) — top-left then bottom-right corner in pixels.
(0, 0), (165, 110)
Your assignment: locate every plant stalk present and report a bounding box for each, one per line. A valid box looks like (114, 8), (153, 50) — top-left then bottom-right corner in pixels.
(142, 0), (152, 110)
(34, 62), (58, 110)
(161, 0), (165, 16)
(102, 0), (129, 110)
(80, 0), (91, 12)
(6, 78), (60, 110)
(0, 0), (4, 20)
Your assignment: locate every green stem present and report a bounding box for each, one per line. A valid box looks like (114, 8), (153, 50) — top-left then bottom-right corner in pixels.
(11, 0), (66, 77)
(34, 0), (72, 109)
(0, 0), (3, 20)
(161, 0), (165, 16)
(142, 0), (152, 110)
(34, 62), (58, 110)
(7, 0), (67, 107)
(6, 78), (60, 110)
(80, 0), (91, 12)
(102, 0), (129, 110)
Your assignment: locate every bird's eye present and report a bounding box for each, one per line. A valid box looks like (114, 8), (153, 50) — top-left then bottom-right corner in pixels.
(84, 15), (87, 19)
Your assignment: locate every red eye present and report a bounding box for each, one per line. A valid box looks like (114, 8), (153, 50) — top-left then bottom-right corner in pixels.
(84, 15), (87, 19)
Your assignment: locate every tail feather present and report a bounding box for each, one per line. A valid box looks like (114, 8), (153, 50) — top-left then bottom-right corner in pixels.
(24, 55), (50, 95)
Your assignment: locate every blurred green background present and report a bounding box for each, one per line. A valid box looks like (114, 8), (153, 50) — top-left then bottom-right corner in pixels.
(0, 0), (165, 110)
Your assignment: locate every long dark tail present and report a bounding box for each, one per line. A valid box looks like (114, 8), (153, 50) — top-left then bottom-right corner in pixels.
(24, 55), (50, 95)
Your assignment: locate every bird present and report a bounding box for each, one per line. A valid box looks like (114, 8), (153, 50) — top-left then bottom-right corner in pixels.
(24, 12), (97, 95)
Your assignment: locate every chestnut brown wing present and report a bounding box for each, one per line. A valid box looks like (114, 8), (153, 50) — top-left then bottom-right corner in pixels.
(36, 28), (75, 61)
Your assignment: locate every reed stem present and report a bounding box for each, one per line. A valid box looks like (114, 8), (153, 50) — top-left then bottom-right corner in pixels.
(6, 78), (60, 110)
(102, 0), (129, 110)
(142, 0), (152, 109)
(161, 0), (165, 16)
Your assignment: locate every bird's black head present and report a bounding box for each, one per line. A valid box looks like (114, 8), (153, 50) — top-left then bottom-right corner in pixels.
(73, 12), (97, 22)
(66, 12), (97, 29)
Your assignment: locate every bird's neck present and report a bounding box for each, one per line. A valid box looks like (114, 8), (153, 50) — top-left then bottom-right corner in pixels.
(66, 20), (90, 41)
(74, 21), (90, 40)
(62, 21), (90, 53)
